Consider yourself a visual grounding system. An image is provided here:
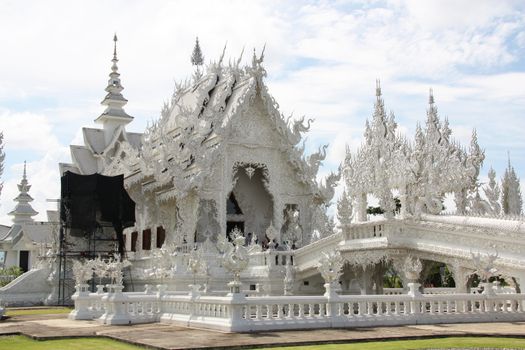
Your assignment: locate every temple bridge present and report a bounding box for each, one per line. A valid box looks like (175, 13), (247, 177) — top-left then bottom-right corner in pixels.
(294, 214), (525, 290)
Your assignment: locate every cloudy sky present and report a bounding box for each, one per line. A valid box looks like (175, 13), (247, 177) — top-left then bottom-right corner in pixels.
(0, 0), (524, 224)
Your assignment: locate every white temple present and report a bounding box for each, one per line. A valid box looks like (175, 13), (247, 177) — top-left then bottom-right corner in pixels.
(3, 36), (525, 330)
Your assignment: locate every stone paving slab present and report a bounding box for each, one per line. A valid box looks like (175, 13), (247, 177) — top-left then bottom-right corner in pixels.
(1, 313), (525, 349)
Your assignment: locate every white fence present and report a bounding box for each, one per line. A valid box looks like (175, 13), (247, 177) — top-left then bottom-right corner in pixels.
(70, 284), (525, 332)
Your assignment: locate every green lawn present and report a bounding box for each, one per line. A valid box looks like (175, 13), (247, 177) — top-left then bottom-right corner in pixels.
(264, 337), (525, 350)
(1, 335), (525, 350)
(5, 307), (72, 317)
(0, 335), (146, 350)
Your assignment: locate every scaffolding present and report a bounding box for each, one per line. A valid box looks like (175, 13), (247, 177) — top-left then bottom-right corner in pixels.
(57, 222), (129, 305)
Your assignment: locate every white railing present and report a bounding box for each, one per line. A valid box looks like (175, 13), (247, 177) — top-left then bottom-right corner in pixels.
(248, 250), (295, 267)
(343, 220), (392, 240)
(70, 284), (525, 332)
(233, 292), (525, 331)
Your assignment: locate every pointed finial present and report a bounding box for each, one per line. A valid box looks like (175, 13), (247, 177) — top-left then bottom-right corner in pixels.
(508, 150), (511, 169)
(219, 41), (227, 65)
(259, 43), (266, 63)
(236, 46), (245, 67)
(429, 88), (434, 105)
(113, 33), (118, 60)
(191, 36), (204, 66)
(23, 160), (27, 180)
(375, 79), (381, 97)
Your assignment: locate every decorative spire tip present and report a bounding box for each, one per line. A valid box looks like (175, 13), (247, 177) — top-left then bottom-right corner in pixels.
(113, 33), (118, 60)
(23, 160), (27, 180)
(375, 79), (381, 97)
(429, 88), (434, 105)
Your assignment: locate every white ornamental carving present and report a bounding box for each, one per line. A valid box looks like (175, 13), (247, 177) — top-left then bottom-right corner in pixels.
(343, 84), (484, 219)
(317, 250), (344, 284)
(221, 227), (249, 288)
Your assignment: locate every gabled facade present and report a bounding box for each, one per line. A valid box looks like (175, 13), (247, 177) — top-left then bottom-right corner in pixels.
(106, 52), (338, 252)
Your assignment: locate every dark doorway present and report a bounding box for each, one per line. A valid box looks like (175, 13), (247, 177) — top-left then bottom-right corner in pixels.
(19, 250), (29, 272)
(131, 231), (138, 252)
(156, 226), (165, 248)
(142, 229), (151, 250)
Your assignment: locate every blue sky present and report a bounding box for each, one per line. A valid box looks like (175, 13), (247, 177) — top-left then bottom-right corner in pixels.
(0, 0), (524, 224)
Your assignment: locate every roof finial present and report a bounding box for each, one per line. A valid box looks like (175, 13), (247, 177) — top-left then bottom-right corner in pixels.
(259, 43), (266, 63)
(113, 33), (118, 60)
(219, 41), (227, 65)
(191, 37), (204, 66)
(508, 150), (511, 169)
(429, 88), (434, 105)
(234, 46), (244, 67)
(23, 160), (27, 180)
(375, 79), (381, 97)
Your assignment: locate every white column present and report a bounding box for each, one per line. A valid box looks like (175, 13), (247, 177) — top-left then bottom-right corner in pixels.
(355, 193), (368, 222)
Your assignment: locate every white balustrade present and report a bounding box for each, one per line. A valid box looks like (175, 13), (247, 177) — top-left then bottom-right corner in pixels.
(72, 285), (525, 331)
(343, 221), (392, 240)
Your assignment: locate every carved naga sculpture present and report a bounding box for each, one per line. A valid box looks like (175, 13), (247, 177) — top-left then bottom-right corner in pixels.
(288, 116), (313, 146)
(307, 144), (328, 176)
(318, 168), (341, 203)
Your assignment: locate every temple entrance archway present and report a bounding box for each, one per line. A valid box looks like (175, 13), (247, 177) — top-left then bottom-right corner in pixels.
(227, 164), (273, 243)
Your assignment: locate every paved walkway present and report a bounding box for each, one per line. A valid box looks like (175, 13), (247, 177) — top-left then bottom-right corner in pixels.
(1, 313), (525, 349)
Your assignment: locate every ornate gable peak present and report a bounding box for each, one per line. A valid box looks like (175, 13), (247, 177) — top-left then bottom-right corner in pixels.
(133, 47), (326, 200)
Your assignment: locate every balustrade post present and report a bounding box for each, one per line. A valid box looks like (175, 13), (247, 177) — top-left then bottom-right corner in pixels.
(228, 292), (247, 332)
(98, 284), (131, 325)
(407, 282), (422, 315)
(69, 283), (93, 320)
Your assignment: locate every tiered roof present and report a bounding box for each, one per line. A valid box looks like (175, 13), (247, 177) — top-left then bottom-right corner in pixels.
(60, 35), (142, 176)
(8, 162), (38, 224)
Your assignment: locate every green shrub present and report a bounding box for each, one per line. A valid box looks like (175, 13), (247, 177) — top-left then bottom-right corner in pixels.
(0, 266), (24, 287)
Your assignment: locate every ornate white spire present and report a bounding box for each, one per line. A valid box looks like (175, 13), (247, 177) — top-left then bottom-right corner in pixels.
(94, 34), (133, 127)
(375, 79), (382, 97)
(429, 88), (434, 105)
(8, 161), (38, 224)
(190, 37), (204, 66)
(502, 152), (523, 215)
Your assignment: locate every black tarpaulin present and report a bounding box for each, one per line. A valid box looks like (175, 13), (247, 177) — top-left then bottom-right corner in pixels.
(60, 171), (135, 241)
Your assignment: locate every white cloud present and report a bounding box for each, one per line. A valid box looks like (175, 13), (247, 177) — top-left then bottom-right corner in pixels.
(0, 109), (61, 153)
(402, 0), (516, 30)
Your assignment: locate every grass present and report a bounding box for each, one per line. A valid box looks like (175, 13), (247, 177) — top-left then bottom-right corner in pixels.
(0, 335), (146, 350)
(1, 335), (525, 350)
(261, 337), (525, 350)
(5, 307), (72, 317)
